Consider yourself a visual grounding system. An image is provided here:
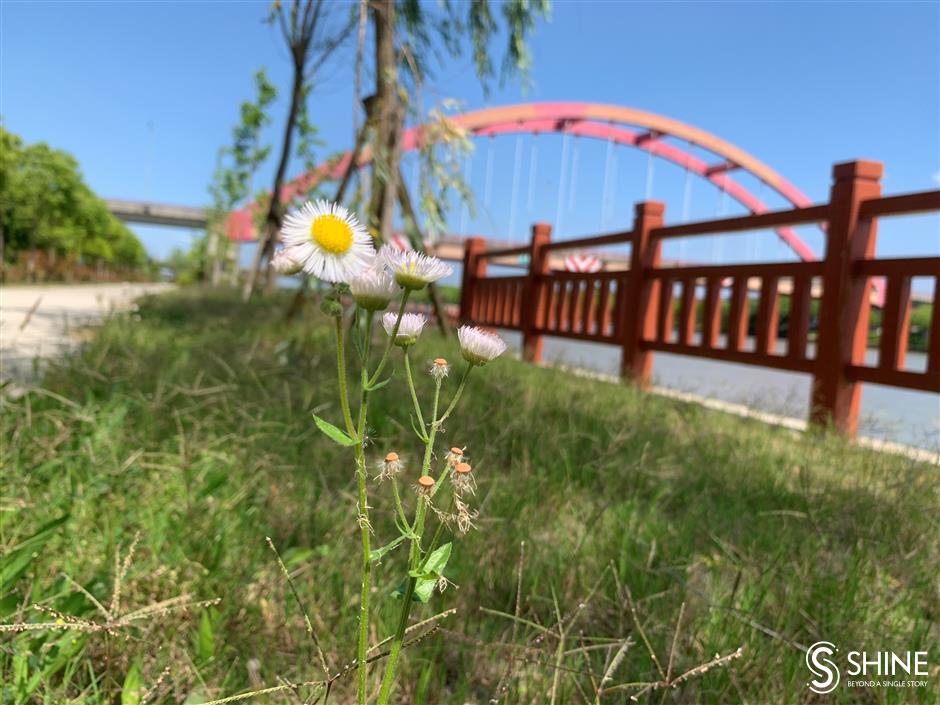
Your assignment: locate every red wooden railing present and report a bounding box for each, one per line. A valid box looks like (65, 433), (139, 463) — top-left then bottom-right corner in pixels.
(459, 160), (940, 436)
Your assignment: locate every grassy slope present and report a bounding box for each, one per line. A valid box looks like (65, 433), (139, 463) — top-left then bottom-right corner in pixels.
(2, 289), (937, 704)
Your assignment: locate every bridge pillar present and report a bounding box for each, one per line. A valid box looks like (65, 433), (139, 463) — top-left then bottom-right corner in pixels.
(460, 237), (488, 324)
(810, 160), (883, 435)
(620, 201), (665, 387)
(522, 223), (553, 363)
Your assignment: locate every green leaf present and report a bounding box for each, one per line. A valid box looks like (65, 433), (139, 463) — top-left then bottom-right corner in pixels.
(312, 414), (356, 446)
(370, 535), (406, 563)
(365, 376), (392, 392)
(391, 575), (438, 603)
(421, 542), (452, 576)
(195, 609), (215, 664)
(1, 514), (69, 593)
(409, 415), (429, 442)
(413, 576), (437, 603)
(392, 543), (453, 604)
(121, 660), (143, 705)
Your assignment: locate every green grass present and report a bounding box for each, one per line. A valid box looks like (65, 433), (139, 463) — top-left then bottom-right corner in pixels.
(2, 288), (938, 704)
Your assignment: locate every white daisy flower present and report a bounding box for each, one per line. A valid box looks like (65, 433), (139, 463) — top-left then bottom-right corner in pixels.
(379, 245), (453, 290)
(383, 311), (426, 347)
(457, 325), (508, 366)
(349, 264), (398, 311)
(270, 247), (304, 275)
(280, 200), (374, 283)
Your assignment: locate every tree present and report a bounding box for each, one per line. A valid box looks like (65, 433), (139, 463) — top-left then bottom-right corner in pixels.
(241, 0), (354, 300)
(208, 69), (277, 284)
(0, 125), (146, 276)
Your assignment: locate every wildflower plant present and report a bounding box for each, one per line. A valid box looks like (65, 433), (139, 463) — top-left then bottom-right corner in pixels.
(278, 200), (505, 704)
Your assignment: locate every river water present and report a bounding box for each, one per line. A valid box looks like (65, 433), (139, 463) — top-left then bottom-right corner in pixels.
(497, 331), (939, 451)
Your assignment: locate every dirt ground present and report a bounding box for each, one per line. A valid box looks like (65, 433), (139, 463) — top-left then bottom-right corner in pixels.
(0, 282), (175, 382)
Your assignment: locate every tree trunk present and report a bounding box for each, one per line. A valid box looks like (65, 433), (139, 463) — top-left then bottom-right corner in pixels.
(368, 0), (401, 246)
(242, 62), (306, 300)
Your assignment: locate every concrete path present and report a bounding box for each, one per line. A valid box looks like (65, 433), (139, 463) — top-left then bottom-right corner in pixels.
(0, 282), (174, 381)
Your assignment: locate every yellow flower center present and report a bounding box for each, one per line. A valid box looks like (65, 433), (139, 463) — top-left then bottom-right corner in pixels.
(311, 214), (353, 255)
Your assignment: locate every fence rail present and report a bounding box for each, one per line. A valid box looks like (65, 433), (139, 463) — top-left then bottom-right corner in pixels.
(459, 160), (940, 437)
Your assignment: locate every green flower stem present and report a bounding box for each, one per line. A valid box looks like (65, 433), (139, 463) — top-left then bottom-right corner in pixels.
(353, 311), (374, 705)
(390, 477), (411, 529)
(334, 313), (356, 438)
(376, 362), (477, 705)
(368, 291), (410, 387)
(375, 375), (440, 705)
(403, 350), (426, 437)
(438, 364), (471, 424)
(354, 439), (370, 705)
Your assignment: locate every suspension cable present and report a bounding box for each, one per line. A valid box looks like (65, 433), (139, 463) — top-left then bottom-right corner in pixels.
(567, 138), (579, 213)
(645, 147), (655, 200)
(555, 131), (570, 234)
(601, 138), (614, 229)
(459, 152), (472, 234)
(508, 135), (523, 242)
(527, 134), (538, 214)
(483, 137), (495, 214)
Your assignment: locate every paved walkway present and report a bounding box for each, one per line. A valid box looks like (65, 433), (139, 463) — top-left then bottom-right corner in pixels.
(0, 282), (174, 381)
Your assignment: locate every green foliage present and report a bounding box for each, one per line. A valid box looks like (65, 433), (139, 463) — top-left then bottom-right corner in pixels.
(394, 1), (550, 235)
(208, 68), (278, 223)
(397, 0), (551, 93)
(163, 240), (208, 284)
(3, 289), (936, 703)
(0, 126), (146, 267)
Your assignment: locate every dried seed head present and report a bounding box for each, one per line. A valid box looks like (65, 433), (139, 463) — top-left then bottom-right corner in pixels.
(430, 357), (450, 381)
(416, 474), (436, 496)
(375, 451), (403, 481)
(451, 462), (476, 496)
(446, 447), (465, 466)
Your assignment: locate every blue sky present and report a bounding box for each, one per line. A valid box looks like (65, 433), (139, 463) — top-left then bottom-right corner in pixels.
(2, 0), (938, 263)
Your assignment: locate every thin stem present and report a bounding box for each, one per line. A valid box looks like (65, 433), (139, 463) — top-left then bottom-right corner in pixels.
(334, 313), (356, 438)
(368, 290), (410, 386)
(354, 311), (374, 705)
(437, 364), (471, 427)
(376, 386), (438, 705)
(390, 477), (411, 529)
(403, 350), (426, 434)
(354, 441), (370, 705)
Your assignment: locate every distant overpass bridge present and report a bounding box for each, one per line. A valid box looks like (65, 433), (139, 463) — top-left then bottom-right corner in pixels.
(106, 199), (208, 229)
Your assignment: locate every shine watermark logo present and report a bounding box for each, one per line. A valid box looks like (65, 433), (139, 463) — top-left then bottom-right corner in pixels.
(804, 641), (929, 695)
(806, 641), (840, 694)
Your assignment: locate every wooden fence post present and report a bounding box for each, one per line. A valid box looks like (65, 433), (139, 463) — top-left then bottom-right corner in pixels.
(459, 237), (487, 324)
(620, 201), (665, 387)
(810, 160), (883, 435)
(522, 223), (552, 363)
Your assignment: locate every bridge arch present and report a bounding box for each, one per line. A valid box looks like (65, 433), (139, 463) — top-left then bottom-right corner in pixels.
(227, 101), (820, 262)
